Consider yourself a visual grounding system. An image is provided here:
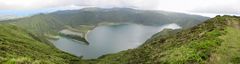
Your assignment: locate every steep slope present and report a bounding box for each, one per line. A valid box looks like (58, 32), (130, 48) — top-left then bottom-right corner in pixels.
(2, 8), (208, 36)
(0, 24), (85, 64)
(6, 14), (66, 35)
(95, 15), (240, 64)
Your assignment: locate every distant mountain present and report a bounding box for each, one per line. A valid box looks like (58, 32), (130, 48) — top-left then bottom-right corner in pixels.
(2, 8), (209, 36)
(95, 15), (240, 64)
(50, 7), (209, 28)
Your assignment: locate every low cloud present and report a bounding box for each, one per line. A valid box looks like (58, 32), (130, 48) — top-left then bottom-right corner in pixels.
(0, 0), (239, 16)
(189, 0), (240, 15)
(0, 0), (159, 10)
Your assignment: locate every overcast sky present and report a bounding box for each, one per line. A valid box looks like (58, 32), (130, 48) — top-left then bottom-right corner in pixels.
(0, 0), (239, 17)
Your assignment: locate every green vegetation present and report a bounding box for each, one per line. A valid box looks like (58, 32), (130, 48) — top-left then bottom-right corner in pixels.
(0, 24), (86, 64)
(8, 14), (66, 35)
(59, 33), (89, 44)
(92, 15), (240, 64)
(0, 8), (208, 48)
(1, 8), (239, 64)
(66, 25), (95, 33)
(208, 27), (240, 64)
(58, 25), (94, 43)
(1, 8), (208, 37)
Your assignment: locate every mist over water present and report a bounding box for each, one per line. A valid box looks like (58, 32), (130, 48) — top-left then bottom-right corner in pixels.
(52, 23), (181, 59)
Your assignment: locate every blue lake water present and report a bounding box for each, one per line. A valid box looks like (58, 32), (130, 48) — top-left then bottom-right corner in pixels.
(51, 23), (181, 59)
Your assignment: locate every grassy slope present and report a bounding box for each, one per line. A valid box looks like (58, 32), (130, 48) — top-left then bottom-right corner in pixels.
(208, 27), (240, 64)
(0, 8), (208, 45)
(1, 8), (208, 37)
(94, 15), (240, 64)
(0, 24), (85, 64)
(9, 14), (65, 35)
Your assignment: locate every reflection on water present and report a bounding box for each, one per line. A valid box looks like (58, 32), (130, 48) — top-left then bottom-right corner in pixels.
(51, 23), (181, 59)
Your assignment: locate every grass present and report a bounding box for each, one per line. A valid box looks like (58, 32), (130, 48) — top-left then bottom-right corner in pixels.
(94, 15), (240, 64)
(157, 29), (223, 64)
(0, 24), (85, 64)
(0, 15), (239, 64)
(208, 27), (240, 64)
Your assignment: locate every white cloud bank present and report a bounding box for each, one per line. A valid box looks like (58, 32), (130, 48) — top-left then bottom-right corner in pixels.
(0, 0), (239, 17)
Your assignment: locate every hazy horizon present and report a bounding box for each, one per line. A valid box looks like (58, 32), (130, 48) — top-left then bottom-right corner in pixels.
(0, 0), (239, 17)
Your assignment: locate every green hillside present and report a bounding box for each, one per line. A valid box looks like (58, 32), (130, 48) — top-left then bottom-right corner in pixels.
(7, 14), (66, 35)
(0, 24), (85, 64)
(2, 8), (208, 36)
(94, 15), (240, 64)
(2, 8), (239, 64)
